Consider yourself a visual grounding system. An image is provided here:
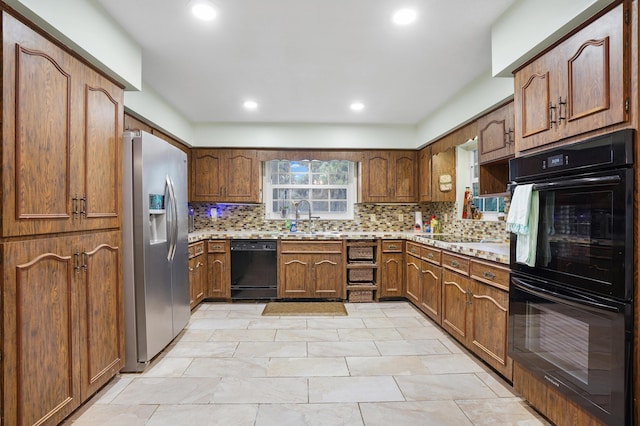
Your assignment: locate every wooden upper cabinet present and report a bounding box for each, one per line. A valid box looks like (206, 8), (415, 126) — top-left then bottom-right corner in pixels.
(514, 2), (628, 153)
(1, 13), (123, 237)
(418, 145), (432, 202)
(430, 147), (456, 202)
(360, 150), (417, 203)
(190, 149), (260, 202)
(477, 101), (515, 164)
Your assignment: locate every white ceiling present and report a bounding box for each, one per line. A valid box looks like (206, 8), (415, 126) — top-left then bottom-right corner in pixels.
(95, 0), (518, 125)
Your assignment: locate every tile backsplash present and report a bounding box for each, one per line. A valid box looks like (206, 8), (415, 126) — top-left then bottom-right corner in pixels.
(190, 201), (509, 241)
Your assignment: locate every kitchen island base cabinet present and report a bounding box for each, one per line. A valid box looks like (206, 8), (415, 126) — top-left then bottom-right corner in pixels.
(2, 231), (124, 426)
(278, 241), (344, 299)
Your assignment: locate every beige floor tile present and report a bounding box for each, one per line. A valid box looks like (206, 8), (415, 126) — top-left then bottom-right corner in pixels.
(346, 355), (431, 376)
(362, 317), (425, 328)
(343, 308), (387, 318)
(147, 404), (258, 426)
(275, 328), (340, 342)
(456, 397), (551, 425)
(165, 341), (238, 358)
(91, 376), (134, 404)
(395, 373), (498, 401)
(142, 357), (193, 377)
(206, 302), (266, 311)
(308, 341), (380, 357)
(375, 339), (451, 356)
(234, 341), (307, 357)
(212, 377), (308, 403)
(210, 329), (276, 342)
(383, 307), (425, 318)
(420, 353), (486, 374)
(307, 318), (366, 329)
(255, 403), (363, 426)
(189, 309), (231, 319)
(475, 371), (517, 398)
(360, 400), (474, 426)
(395, 325), (449, 340)
(337, 327), (403, 341)
(64, 404), (158, 426)
(247, 318), (307, 329)
(111, 377), (221, 404)
(175, 329), (215, 342)
(268, 357), (349, 377)
(309, 376), (404, 403)
(183, 357), (269, 377)
(188, 318), (251, 330)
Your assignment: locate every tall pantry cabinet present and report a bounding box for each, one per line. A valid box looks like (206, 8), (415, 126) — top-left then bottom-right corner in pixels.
(0, 12), (125, 426)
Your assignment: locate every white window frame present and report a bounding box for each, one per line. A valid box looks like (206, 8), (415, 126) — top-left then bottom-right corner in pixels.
(263, 160), (357, 220)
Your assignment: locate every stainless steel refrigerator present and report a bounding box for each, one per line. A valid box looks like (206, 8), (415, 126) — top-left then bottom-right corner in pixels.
(122, 130), (190, 372)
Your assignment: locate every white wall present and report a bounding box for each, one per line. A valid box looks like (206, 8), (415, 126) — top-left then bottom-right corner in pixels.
(125, 84), (195, 145)
(192, 122), (417, 149)
(492, 0), (615, 77)
(4, 0), (142, 90)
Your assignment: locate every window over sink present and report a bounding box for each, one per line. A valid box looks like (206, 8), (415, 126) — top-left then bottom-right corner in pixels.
(263, 160), (356, 220)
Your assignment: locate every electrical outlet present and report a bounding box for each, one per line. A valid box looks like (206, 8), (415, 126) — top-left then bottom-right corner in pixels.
(398, 214), (404, 222)
(369, 214), (376, 222)
(444, 213), (449, 222)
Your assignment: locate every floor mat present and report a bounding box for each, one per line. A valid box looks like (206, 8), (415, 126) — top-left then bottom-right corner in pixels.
(261, 301), (348, 316)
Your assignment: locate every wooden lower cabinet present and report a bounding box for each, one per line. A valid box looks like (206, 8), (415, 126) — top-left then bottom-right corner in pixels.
(207, 240), (230, 300)
(2, 231), (123, 426)
(278, 241), (344, 299)
(379, 240), (403, 298)
(420, 261), (442, 324)
(404, 247), (421, 305)
(440, 253), (512, 380)
(188, 241), (206, 308)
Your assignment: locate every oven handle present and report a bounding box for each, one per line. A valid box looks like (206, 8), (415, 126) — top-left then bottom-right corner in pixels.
(528, 175), (620, 191)
(512, 277), (623, 313)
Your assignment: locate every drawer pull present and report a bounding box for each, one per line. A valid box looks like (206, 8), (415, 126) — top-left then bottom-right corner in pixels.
(451, 260), (459, 268)
(483, 271), (496, 280)
(210, 245), (222, 249)
(388, 245), (397, 249)
(426, 253), (434, 259)
(411, 247), (418, 253)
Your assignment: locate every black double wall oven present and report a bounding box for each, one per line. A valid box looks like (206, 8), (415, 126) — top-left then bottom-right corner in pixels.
(508, 129), (634, 426)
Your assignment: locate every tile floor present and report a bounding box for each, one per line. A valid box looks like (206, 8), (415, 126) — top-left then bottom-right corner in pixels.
(65, 301), (550, 425)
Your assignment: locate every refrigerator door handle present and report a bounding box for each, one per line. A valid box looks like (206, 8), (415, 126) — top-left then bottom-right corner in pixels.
(167, 175), (179, 261)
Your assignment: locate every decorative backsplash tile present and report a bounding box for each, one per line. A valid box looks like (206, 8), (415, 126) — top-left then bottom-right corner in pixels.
(190, 201), (509, 241)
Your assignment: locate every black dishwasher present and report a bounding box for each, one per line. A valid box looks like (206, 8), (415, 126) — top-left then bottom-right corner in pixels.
(230, 240), (278, 300)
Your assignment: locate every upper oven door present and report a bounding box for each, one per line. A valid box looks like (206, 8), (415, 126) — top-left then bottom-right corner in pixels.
(510, 167), (633, 300)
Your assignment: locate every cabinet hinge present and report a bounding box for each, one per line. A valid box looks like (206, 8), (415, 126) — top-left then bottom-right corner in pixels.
(625, 98), (630, 113)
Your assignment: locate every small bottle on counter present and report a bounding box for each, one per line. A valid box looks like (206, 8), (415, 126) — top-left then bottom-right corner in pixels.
(289, 220), (297, 233)
(424, 222), (431, 233)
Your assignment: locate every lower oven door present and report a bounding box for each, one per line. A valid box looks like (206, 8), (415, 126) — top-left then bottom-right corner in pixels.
(508, 273), (631, 426)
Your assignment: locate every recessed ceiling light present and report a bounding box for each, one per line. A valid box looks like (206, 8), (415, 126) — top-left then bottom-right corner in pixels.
(392, 8), (417, 26)
(243, 100), (258, 110)
(189, 0), (217, 21)
(350, 102), (365, 112)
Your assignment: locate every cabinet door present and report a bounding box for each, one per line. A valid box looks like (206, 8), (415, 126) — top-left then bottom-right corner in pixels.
(380, 252), (403, 298)
(188, 255), (197, 307)
(2, 14), (77, 237)
(80, 69), (123, 231)
(420, 260), (442, 324)
(469, 280), (512, 380)
(430, 148), (456, 202)
(360, 152), (391, 202)
(391, 151), (417, 202)
(189, 254), (206, 307)
(478, 101), (515, 164)
(79, 231), (124, 398)
(405, 254), (421, 305)
(207, 252), (230, 299)
(224, 150), (260, 202)
(279, 254), (311, 298)
(2, 236), (81, 426)
(559, 3), (627, 139)
(418, 145), (432, 202)
(441, 269), (469, 344)
(310, 254), (343, 298)
(190, 149), (224, 201)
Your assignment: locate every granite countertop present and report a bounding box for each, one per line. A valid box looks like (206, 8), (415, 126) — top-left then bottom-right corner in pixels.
(189, 230), (510, 265)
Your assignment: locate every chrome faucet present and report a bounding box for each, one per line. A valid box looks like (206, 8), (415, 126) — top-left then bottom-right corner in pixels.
(294, 200), (315, 233)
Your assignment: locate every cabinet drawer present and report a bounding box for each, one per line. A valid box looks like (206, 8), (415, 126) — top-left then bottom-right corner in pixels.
(207, 240), (226, 253)
(442, 252), (469, 275)
(189, 241), (205, 258)
(406, 241), (421, 258)
(382, 240), (403, 253)
(421, 246), (441, 265)
(280, 240), (343, 254)
(470, 259), (509, 291)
